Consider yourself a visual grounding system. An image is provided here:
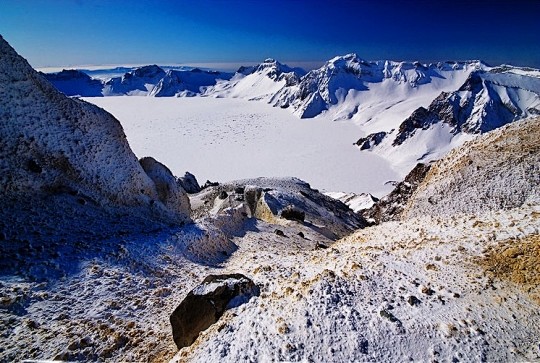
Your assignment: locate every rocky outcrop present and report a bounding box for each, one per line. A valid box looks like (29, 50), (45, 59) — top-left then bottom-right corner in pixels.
(170, 274), (259, 349)
(139, 157), (191, 224)
(363, 163), (431, 223)
(355, 131), (388, 150)
(189, 177), (367, 240)
(402, 117), (540, 218)
(177, 172), (201, 194)
(0, 35), (190, 223)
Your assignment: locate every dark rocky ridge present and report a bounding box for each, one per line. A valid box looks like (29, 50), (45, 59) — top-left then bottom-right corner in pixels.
(362, 163), (432, 224)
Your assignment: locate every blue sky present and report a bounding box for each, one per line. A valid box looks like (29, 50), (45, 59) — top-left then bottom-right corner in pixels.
(0, 0), (539, 69)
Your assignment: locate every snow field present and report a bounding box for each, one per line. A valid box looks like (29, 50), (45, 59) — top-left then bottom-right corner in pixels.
(84, 96), (401, 197)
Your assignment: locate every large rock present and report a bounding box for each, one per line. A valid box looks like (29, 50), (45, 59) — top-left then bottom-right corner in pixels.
(170, 274), (259, 349)
(139, 157), (191, 223)
(177, 171), (201, 194)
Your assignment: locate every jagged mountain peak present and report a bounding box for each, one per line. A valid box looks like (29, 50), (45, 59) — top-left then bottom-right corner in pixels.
(131, 64), (165, 78)
(248, 58), (306, 79)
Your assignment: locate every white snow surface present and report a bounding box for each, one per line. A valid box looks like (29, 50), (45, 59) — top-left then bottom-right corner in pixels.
(173, 203), (540, 363)
(84, 96), (400, 197)
(325, 191), (378, 212)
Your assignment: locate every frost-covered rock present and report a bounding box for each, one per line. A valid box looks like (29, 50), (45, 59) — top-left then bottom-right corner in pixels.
(364, 163), (432, 223)
(402, 117), (540, 218)
(139, 157), (191, 223)
(192, 177), (367, 240)
(170, 274), (259, 349)
(0, 35), (188, 224)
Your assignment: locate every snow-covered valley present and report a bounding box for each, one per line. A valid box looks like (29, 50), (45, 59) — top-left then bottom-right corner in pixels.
(84, 96), (399, 197)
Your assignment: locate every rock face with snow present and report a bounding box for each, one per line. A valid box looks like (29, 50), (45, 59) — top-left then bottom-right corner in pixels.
(363, 163), (432, 223)
(49, 65), (233, 97)
(324, 191), (379, 213)
(391, 69), (540, 146)
(0, 35), (190, 224)
(402, 117), (540, 218)
(150, 68), (233, 97)
(177, 171), (201, 194)
(103, 65), (165, 95)
(207, 58), (305, 102)
(190, 177), (367, 240)
(139, 157), (191, 223)
(359, 66), (540, 173)
(170, 274), (259, 349)
(271, 54), (483, 118)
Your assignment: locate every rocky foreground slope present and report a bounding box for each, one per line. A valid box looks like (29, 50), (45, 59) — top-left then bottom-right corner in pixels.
(1, 36), (539, 362)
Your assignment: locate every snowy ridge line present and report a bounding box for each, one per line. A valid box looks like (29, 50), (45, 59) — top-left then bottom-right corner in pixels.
(45, 55), (540, 178)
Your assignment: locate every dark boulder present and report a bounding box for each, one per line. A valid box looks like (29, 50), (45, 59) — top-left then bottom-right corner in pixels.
(202, 180), (220, 189)
(177, 172), (201, 194)
(280, 205), (305, 222)
(170, 274), (259, 350)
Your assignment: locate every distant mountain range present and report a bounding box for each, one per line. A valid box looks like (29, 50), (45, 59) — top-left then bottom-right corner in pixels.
(43, 55), (540, 173)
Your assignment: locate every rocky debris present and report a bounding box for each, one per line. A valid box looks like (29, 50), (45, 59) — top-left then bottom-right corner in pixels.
(139, 157), (191, 224)
(279, 205), (305, 222)
(379, 309), (399, 323)
(177, 172), (201, 194)
(363, 163), (431, 223)
(478, 234), (540, 303)
(355, 131), (388, 150)
(407, 296), (421, 306)
(190, 178), (367, 240)
(403, 117), (540, 218)
(170, 274), (259, 349)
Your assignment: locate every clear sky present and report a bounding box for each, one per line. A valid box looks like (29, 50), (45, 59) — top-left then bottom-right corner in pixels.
(1, 0), (539, 70)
